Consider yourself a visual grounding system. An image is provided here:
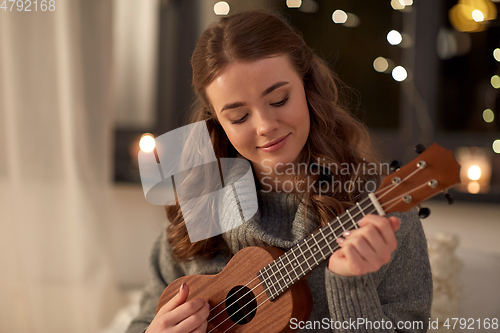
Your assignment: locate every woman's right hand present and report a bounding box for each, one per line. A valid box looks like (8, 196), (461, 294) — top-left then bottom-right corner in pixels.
(146, 283), (210, 333)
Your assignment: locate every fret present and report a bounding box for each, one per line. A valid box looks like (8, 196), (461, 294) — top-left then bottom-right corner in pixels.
(319, 227), (334, 254)
(278, 256), (294, 286)
(264, 265), (279, 295)
(261, 266), (278, 300)
(316, 236), (329, 258)
(346, 209), (358, 229)
(326, 224), (336, 243)
(304, 237), (320, 266)
(260, 198), (386, 301)
(257, 271), (269, 297)
(337, 216), (346, 232)
(285, 253), (300, 283)
(289, 247), (306, 277)
(297, 240), (313, 271)
(363, 200), (376, 216)
(356, 202), (365, 217)
(311, 233), (326, 261)
(273, 261), (286, 293)
(296, 242), (311, 274)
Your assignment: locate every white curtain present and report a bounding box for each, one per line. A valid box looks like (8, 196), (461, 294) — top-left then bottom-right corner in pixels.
(0, 1), (124, 332)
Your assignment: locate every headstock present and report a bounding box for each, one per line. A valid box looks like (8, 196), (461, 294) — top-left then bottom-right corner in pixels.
(376, 143), (461, 215)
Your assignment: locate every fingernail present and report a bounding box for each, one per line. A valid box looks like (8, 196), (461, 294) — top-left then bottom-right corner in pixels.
(180, 283), (186, 292)
(343, 231), (351, 237)
(337, 238), (345, 245)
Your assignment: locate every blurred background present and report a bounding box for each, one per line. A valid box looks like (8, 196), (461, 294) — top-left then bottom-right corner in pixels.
(0, 0), (499, 332)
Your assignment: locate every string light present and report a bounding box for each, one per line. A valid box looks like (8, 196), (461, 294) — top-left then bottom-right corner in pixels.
(286, 0), (302, 8)
(449, 0), (497, 32)
(483, 109), (495, 123)
(391, 0), (405, 10)
(373, 57), (389, 72)
(493, 139), (500, 153)
(392, 66), (408, 81)
(491, 75), (500, 89)
(494, 48), (500, 62)
(299, 0), (318, 13)
(387, 30), (403, 45)
(332, 10), (348, 24)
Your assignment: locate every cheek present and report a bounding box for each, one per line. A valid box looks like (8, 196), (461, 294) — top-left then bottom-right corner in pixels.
(223, 125), (255, 153)
(289, 99), (310, 133)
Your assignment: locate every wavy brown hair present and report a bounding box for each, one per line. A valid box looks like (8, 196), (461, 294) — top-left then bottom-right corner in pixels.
(166, 10), (381, 262)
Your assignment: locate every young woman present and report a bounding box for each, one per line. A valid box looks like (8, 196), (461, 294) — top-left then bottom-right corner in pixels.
(127, 10), (432, 333)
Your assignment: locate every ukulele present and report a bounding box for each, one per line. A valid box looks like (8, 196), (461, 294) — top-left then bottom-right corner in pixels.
(156, 143), (461, 333)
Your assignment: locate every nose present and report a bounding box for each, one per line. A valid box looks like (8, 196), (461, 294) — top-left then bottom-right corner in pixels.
(254, 107), (279, 137)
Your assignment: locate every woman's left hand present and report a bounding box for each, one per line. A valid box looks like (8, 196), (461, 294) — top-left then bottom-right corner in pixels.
(328, 214), (400, 276)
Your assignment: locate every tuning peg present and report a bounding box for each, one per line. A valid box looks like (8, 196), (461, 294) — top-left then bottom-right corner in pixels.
(389, 160), (402, 172)
(417, 205), (431, 219)
(415, 144), (426, 154)
(443, 190), (454, 205)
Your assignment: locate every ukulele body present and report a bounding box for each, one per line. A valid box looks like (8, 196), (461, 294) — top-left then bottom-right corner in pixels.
(157, 246), (313, 333)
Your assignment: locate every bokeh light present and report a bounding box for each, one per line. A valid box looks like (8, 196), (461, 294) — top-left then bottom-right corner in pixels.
(392, 66), (408, 82)
(343, 13), (360, 27)
(491, 75), (500, 89)
(373, 57), (389, 72)
(139, 134), (156, 153)
(213, 1), (230, 15)
(494, 48), (500, 62)
(299, 0), (318, 13)
(467, 181), (480, 194)
(391, 0), (405, 10)
(483, 109), (495, 123)
(493, 139), (500, 153)
(286, 0), (302, 8)
(467, 165), (482, 180)
(332, 10), (347, 24)
(387, 30), (403, 45)
(472, 9), (485, 22)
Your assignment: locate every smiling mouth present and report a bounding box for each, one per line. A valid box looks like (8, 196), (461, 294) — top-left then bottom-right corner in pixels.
(259, 134), (289, 148)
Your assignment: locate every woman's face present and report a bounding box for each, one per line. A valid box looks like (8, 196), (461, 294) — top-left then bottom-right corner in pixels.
(206, 55), (310, 180)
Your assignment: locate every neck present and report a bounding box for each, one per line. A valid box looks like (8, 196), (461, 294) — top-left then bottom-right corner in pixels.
(252, 163), (298, 193)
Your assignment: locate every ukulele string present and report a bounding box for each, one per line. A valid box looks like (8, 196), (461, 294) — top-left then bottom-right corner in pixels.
(214, 193), (426, 332)
(208, 275), (260, 320)
(207, 198), (375, 327)
(375, 181), (430, 209)
(208, 175), (428, 331)
(208, 289), (268, 333)
(375, 165), (424, 202)
(208, 280), (260, 322)
(207, 195), (374, 325)
(208, 195), (381, 326)
(209, 168), (420, 317)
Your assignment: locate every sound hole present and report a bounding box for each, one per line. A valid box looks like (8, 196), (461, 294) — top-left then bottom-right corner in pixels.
(225, 285), (257, 325)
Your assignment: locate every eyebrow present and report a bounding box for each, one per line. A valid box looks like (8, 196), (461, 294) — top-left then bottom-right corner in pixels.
(220, 81), (289, 113)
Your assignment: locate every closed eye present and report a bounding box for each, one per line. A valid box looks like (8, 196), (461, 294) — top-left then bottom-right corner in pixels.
(231, 114), (248, 124)
(271, 96), (289, 107)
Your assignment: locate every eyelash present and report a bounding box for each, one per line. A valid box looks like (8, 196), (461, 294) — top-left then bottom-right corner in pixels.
(231, 96), (289, 124)
(270, 96), (289, 107)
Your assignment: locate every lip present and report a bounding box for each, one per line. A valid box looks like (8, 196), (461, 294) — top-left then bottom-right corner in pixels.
(258, 134), (290, 152)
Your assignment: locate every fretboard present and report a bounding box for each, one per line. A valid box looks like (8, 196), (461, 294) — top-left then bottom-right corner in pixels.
(257, 196), (377, 301)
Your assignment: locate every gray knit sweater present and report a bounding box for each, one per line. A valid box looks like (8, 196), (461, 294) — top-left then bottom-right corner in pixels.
(126, 189), (432, 333)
